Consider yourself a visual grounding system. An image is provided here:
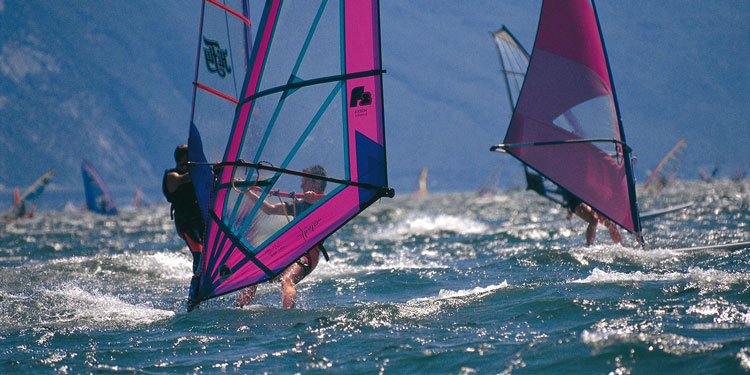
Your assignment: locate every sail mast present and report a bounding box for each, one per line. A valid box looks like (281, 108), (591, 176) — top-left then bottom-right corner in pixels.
(590, 0), (643, 241)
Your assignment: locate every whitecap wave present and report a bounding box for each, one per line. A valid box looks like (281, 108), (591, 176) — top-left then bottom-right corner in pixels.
(572, 267), (749, 293)
(686, 298), (750, 326)
(738, 348), (750, 370)
(126, 251), (192, 280)
(397, 282), (509, 319)
(47, 284), (174, 328)
(309, 246), (449, 281)
(581, 317), (720, 355)
(371, 214), (489, 240)
(569, 244), (689, 267)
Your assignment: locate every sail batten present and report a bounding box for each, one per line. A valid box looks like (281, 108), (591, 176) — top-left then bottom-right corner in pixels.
(194, 82), (240, 104)
(206, 0), (252, 28)
(495, 0), (641, 239)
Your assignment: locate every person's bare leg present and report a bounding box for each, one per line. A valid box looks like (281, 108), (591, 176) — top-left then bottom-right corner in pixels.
(280, 264), (304, 308)
(602, 218), (622, 245)
(575, 204), (598, 245)
(236, 285), (257, 307)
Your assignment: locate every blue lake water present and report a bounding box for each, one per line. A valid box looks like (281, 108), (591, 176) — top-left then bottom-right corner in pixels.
(1, 179), (749, 374)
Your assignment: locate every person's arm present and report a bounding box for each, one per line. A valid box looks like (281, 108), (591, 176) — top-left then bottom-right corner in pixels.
(244, 190), (287, 215)
(165, 171), (191, 194)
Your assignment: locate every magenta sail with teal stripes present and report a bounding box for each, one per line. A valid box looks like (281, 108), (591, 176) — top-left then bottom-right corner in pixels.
(501, 0), (641, 238)
(190, 0), (391, 303)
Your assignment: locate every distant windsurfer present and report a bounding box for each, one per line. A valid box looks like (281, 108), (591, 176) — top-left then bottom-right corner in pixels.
(236, 165), (327, 309)
(16, 201), (28, 218)
(163, 144), (205, 311)
(563, 191), (622, 246)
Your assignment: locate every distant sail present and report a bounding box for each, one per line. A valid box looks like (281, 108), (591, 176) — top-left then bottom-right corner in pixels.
(189, 0), (393, 303)
(491, 26), (529, 113)
(698, 166), (719, 182)
(490, 27), (534, 198)
(491, 0), (642, 239)
(643, 138), (687, 191)
(476, 162), (503, 197)
(81, 160), (117, 215)
(133, 188), (151, 208)
(414, 167), (429, 197)
(2, 169), (54, 220)
(491, 27), (558, 201)
(730, 163), (748, 182)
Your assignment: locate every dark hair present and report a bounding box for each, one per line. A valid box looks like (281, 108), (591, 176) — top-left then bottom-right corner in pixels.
(304, 165), (327, 192)
(174, 144), (188, 163)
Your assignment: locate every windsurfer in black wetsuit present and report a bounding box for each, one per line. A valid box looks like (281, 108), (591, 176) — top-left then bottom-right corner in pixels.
(163, 144), (205, 311)
(236, 165), (327, 309)
(562, 190), (622, 246)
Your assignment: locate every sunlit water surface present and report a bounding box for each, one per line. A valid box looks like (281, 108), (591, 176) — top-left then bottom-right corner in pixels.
(1, 179), (749, 374)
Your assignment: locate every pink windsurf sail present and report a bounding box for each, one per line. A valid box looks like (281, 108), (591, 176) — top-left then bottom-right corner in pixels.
(491, 0), (642, 239)
(189, 0), (393, 304)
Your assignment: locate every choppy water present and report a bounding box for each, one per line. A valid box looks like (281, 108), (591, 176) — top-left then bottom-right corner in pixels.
(1, 179), (749, 374)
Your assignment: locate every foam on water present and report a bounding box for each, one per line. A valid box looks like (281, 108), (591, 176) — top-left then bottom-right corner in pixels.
(371, 214), (489, 240)
(310, 245), (449, 280)
(738, 348), (750, 370)
(569, 244), (691, 267)
(572, 267), (749, 293)
(46, 284), (174, 329)
(581, 317), (722, 355)
(126, 251), (191, 280)
(686, 298), (750, 327)
(433, 282), (509, 300)
(398, 282), (509, 319)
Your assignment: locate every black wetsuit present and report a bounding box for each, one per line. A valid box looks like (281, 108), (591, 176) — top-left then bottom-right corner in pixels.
(163, 168), (207, 311)
(162, 168), (205, 272)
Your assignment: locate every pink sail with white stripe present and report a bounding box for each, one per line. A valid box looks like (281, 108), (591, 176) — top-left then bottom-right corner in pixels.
(190, 0), (392, 303)
(491, 0), (642, 238)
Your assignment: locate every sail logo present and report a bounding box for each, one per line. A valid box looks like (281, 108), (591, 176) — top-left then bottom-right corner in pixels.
(203, 37), (232, 77)
(298, 218), (322, 242)
(349, 86), (372, 107)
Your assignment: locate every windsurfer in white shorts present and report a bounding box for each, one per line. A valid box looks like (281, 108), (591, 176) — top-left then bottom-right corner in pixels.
(236, 165), (327, 308)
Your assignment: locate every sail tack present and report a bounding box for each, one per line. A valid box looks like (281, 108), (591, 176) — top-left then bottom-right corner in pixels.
(191, 0), (392, 302)
(495, 0), (641, 236)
